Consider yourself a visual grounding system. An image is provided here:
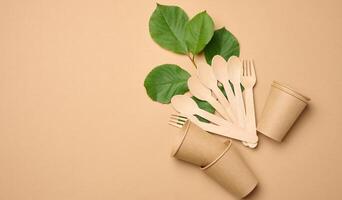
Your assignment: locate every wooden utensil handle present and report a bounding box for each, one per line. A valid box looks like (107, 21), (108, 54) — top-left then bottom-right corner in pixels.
(233, 83), (246, 128)
(223, 82), (236, 104)
(186, 115), (258, 143)
(196, 108), (233, 127)
(207, 97), (232, 122)
(212, 87), (237, 123)
(208, 124), (258, 143)
(244, 88), (256, 130)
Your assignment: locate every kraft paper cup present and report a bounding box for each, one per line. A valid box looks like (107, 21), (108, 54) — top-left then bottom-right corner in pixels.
(171, 121), (227, 167)
(202, 140), (258, 199)
(257, 81), (311, 142)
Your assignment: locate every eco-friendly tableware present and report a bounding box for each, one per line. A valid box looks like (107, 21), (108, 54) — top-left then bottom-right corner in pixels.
(168, 114), (188, 128)
(202, 140), (258, 198)
(188, 76), (231, 120)
(227, 56), (246, 128)
(241, 60), (258, 148)
(171, 95), (230, 126)
(257, 81), (310, 142)
(169, 114), (257, 143)
(212, 55), (237, 109)
(171, 120), (228, 167)
(197, 62), (236, 123)
(170, 96), (258, 143)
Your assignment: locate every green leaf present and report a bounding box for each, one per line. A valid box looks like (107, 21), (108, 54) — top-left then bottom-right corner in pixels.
(194, 115), (210, 123)
(185, 11), (214, 54)
(149, 4), (189, 54)
(204, 27), (240, 65)
(144, 64), (190, 104)
(192, 96), (215, 113)
(192, 96), (215, 123)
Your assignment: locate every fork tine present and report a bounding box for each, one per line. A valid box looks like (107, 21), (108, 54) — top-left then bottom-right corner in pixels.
(243, 59), (246, 76)
(168, 114), (188, 128)
(247, 60), (249, 76)
(243, 60), (245, 76)
(247, 60), (251, 76)
(169, 118), (186, 124)
(169, 115), (181, 121)
(251, 60), (256, 77)
(171, 114), (187, 118)
(241, 60), (245, 77)
(168, 121), (183, 128)
(170, 114), (187, 121)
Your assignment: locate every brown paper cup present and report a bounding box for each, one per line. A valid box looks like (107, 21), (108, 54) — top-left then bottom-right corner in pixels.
(257, 81), (310, 142)
(171, 121), (227, 167)
(202, 140), (258, 199)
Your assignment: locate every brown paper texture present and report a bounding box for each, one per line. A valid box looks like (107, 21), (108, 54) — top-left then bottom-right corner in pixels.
(202, 141), (258, 199)
(257, 81), (310, 142)
(172, 122), (227, 167)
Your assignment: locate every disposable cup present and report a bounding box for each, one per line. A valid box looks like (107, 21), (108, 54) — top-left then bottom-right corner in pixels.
(202, 140), (258, 199)
(257, 81), (310, 142)
(172, 121), (227, 167)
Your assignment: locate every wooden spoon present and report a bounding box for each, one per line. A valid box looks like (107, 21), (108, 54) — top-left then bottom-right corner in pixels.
(211, 55), (239, 118)
(187, 76), (231, 121)
(227, 56), (246, 128)
(171, 95), (258, 143)
(197, 62), (236, 123)
(171, 95), (229, 126)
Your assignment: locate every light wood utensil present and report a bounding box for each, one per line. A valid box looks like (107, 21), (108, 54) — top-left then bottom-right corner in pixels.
(211, 55), (239, 118)
(168, 114), (257, 143)
(168, 114), (188, 128)
(170, 96), (258, 143)
(212, 55), (236, 103)
(241, 59), (258, 148)
(188, 76), (231, 121)
(171, 95), (230, 126)
(197, 62), (236, 123)
(227, 56), (246, 127)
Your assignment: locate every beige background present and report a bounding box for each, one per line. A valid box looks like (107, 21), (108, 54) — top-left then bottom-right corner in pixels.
(0, 0), (341, 199)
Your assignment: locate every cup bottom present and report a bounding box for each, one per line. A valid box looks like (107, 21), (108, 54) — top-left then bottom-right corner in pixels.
(202, 141), (258, 198)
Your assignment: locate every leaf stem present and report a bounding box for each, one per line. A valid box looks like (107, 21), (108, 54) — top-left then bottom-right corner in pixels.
(187, 54), (197, 68)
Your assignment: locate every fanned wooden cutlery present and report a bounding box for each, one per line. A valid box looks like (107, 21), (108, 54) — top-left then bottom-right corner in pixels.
(169, 55), (259, 148)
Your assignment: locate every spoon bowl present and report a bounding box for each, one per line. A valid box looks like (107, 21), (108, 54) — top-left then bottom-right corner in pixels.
(171, 95), (198, 115)
(227, 56), (242, 84)
(197, 62), (218, 88)
(212, 55), (229, 83)
(188, 76), (212, 100)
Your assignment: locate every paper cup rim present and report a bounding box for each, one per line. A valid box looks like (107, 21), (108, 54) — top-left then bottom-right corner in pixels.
(272, 81), (311, 103)
(171, 121), (191, 156)
(201, 139), (233, 170)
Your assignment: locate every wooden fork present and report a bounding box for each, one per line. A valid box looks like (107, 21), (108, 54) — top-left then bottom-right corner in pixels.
(168, 114), (188, 128)
(241, 60), (258, 147)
